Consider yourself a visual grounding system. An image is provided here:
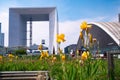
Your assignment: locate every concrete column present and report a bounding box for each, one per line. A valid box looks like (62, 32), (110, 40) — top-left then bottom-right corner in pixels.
(9, 10), (26, 47)
(49, 10), (55, 54)
(20, 18), (27, 46)
(9, 10), (20, 47)
(54, 9), (59, 54)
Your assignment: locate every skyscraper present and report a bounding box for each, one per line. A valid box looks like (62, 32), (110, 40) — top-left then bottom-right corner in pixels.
(0, 23), (4, 47)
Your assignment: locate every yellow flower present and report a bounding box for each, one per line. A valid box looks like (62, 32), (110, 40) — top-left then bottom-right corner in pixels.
(8, 54), (14, 62)
(80, 21), (92, 31)
(40, 51), (44, 60)
(59, 34), (65, 41)
(40, 51), (49, 60)
(56, 33), (66, 43)
(15, 56), (18, 59)
(44, 51), (49, 57)
(53, 56), (57, 60)
(87, 24), (92, 28)
(9, 59), (13, 62)
(0, 55), (2, 58)
(41, 52), (44, 57)
(8, 54), (14, 58)
(80, 31), (83, 40)
(61, 55), (65, 61)
(81, 51), (89, 60)
(80, 21), (87, 30)
(0, 55), (3, 61)
(38, 44), (43, 50)
(57, 38), (61, 43)
(52, 56), (57, 63)
(89, 34), (93, 43)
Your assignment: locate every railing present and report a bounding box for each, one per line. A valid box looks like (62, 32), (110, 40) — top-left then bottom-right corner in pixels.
(0, 71), (49, 80)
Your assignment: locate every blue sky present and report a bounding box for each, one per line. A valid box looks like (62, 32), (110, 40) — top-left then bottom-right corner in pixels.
(0, 0), (120, 21)
(0, 0), (120, 49)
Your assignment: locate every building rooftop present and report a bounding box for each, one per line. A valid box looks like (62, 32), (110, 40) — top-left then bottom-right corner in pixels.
(89, 22), (120, 46)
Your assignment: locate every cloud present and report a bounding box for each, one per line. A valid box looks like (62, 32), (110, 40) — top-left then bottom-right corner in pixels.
(109, 15), (118, 22)
(59, 20), (80, 50)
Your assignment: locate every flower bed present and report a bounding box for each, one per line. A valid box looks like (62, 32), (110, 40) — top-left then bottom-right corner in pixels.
(0, 55), (108, 80)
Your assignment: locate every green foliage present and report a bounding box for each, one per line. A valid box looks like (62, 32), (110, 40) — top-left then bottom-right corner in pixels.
(49, 58), (108, 80)
(0, 56), (120, 80)
(14, 49), (27, 55)
(114, 59), (120, 80)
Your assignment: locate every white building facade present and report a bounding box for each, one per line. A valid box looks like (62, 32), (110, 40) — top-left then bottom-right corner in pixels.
(9, 7), (58, 53)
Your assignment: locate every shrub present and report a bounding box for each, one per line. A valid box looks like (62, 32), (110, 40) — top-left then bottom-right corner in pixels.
(14, 49), (27, 55)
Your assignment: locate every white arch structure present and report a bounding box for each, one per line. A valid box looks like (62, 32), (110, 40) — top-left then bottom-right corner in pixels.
(89, 22), (120, 46)
(9, 7), (58, 53)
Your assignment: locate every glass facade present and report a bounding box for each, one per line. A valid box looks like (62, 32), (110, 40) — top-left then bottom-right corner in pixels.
(0, 23), (4, 47)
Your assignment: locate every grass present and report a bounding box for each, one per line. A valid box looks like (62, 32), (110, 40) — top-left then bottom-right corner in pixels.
(0, 55), (120, 80)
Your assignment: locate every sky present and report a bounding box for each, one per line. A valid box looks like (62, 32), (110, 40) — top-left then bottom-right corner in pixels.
(0, 0), (120, 49)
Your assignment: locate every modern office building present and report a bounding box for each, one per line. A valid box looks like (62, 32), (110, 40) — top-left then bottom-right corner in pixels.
(0, 23), (4, 47)
(77, 15), (120, 52)
(9, 7), (58, 53)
